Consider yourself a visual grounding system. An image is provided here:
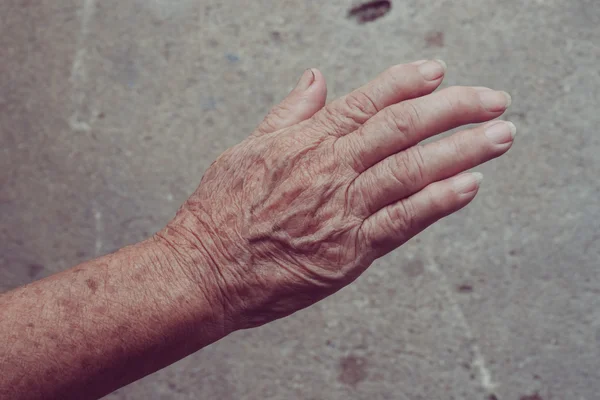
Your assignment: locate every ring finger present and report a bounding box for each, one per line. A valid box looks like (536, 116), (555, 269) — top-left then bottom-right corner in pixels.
(349, 119), (516, 216)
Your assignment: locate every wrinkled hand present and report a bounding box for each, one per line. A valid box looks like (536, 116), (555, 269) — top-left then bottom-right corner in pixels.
(158, 60), (514, 329)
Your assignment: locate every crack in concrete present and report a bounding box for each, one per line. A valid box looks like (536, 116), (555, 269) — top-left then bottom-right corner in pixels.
(424, 246), (499, 395)
(93, 202), (103, 256)
(69, 0), (95, 132)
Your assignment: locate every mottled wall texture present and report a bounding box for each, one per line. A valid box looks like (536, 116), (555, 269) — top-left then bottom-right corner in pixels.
(1, 1), (599, 399)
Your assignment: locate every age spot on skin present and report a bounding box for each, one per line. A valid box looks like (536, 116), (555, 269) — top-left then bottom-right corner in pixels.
(85, 278), (98, 294)
(58, 298), (77, 312)
(113, 324), (130, 338)
(92, 306), (107, 315)
(347, 1), (392, 24)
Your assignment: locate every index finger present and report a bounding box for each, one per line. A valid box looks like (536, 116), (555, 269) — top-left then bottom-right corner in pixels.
(312, 60), (447, 137)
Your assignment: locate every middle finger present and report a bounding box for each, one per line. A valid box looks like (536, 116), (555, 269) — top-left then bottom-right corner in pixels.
(336, 86), (511, 172)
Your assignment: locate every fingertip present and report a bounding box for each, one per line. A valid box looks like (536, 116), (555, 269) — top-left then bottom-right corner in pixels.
(299, 68), (327, 104)
(435, 59), (447, 72)
(308, 67), (322, 81)
(472, 171), (484, 184)
(452, 172), (483, 195)
(484, 120), (516, 145)
(417, 60), (447, 81)
(304, 68), (321, 86)
(294, 69), (315, 91)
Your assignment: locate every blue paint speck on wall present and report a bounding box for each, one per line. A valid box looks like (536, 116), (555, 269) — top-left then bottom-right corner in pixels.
(225, 53), (240, 63)
(201, 97), (218, 111)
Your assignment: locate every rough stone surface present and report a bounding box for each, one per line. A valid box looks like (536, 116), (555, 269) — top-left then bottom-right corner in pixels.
(1, 0), (599, 399)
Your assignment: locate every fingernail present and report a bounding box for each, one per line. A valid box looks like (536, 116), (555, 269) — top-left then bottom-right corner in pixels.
(295, 68), (315, 91)
(479, 90), (512, 112)
(485, 121), (517, 144)
(418, 59), (446, 81)
(453, 172), (483, 194)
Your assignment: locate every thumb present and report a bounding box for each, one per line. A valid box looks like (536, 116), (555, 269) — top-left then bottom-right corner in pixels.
(256, 68), (327, 135)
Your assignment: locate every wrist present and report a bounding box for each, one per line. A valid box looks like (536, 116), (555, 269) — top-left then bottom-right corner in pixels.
(148, 224), (236, 336)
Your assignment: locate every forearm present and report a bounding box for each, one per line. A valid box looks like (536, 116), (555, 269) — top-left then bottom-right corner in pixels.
(0, 238), (227, 400)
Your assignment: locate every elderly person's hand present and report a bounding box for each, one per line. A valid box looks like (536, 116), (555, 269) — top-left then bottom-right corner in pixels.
(1, 60), (516, 400)
(157, 60), (514, 329)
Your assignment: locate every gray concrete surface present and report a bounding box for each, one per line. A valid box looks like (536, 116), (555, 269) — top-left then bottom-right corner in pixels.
(1, 0), (599, 399)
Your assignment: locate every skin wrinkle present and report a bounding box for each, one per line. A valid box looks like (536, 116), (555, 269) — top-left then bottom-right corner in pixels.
(383, 109), (413, 150)
(191, 232), (250, 322)
(259, 184), (344, 249)
(244, 168), (357, 284)
(172, 71), (483, 327)
(191, 206), (245, 270)
(398, 101), (423, 140)
(343, 90), (382, 122)
(162, 222), (235, 318)
(399, 147), (426, 189)
(339, 132), (372, 174)
(315, 104), (358, 137)
(153, 232), (225, 328)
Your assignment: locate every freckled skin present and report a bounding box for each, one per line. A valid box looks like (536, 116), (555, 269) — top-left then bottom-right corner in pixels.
(161, 68), (513, 329)
(0, 242), (222, 400)
(169, 133), (366, 327)
(0, 60), (514, 399)
(85, 278), (98, 293)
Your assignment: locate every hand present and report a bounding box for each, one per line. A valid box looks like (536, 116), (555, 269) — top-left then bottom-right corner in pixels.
(157, 60), (514, 330)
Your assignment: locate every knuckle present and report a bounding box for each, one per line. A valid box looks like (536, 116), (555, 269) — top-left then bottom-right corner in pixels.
(338, 135), (368, 172)
(445, 85), (470, 98)
(444, 132), (471, 163)
(382, 207), (400, 237)
(425, 185), (453, 216)
(381, 65), (398, 79)
(345, 178), (370, 217)
(382, 107), (409, 138)
(450, 135), (466, 158)
(378, 66), (401, 89)
(408, 145), (428, 183)
(343, 90), (379, 122)
(391, 102), (422, 137)
(390, 148), (426, 189)
(387, 157), (410, 190)
(317, 90), (381, 136)
(382, 63), (418, 86)
(259, 118), (278, 134)
(443, 86), (480, 110)
(259, 105), (290, 133)
(317, 105), (349, 136)
(387, 200), (416, 233)
(269, 104), (291, 121)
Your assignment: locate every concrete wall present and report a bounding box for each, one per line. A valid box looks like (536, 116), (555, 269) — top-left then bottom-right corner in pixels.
(1, 1), (599, 399)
